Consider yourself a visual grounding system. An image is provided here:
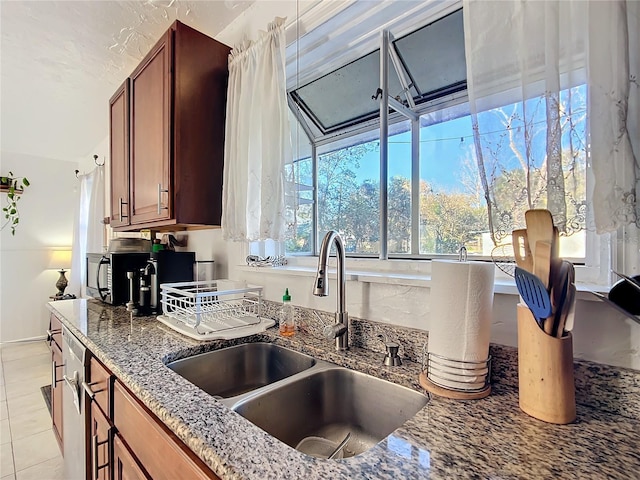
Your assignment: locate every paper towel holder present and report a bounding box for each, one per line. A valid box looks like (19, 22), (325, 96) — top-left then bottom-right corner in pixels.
(419, 346), (492, 400)
(458, 245), (468, 262)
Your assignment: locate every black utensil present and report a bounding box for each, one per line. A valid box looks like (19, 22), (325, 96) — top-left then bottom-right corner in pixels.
(608, 275), (640, 315)
(590, 291), (640, 325)
(612, 271), (640, 294)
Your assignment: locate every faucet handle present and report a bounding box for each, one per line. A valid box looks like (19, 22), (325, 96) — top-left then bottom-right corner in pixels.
(323, 323), (347, 341)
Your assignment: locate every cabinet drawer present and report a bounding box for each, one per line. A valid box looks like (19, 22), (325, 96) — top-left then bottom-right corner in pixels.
(113, 381), (219, 480)
(89, 357), (113, 418)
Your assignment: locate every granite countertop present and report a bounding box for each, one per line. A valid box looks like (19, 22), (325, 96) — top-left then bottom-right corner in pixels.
(47, 299), (640, 479)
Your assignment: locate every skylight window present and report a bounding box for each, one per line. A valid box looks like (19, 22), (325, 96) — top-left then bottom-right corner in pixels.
(289, 9), (466, 136)
(393, 9), (466, 103)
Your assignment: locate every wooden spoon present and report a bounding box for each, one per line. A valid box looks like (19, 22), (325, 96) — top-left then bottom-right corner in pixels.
(512, 229), (533, 272)
(534, 240), (552, 290)
(525, 209), (555, 283)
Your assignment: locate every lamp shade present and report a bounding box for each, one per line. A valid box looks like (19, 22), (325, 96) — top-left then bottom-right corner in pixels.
(48, 250), (72, 270)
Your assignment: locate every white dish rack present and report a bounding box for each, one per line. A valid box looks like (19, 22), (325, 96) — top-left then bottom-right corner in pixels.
(156, 280), (274, 340)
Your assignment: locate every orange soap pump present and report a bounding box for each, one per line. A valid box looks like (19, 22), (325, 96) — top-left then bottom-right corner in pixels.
(279, 288), (295, 337)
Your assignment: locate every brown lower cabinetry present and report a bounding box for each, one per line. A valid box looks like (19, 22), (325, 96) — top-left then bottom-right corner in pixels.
(90, 402), (112, 480)
(113, 434), (150, 480)
(51, 342), (63, 451)
(113, 381), (220, 480)
(86, 356), (114, 480)
(48, 313), (63, 452)
(85, 354), (220, 480)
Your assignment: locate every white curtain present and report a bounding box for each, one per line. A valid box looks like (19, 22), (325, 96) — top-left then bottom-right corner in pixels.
(463, 0), (638, 243)
(222, 17), (291, 242)
(588, 0), (639, 233)
(69, 167), (105, 297)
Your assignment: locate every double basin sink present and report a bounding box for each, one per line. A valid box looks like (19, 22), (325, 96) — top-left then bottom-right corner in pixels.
(166, 342), (428, 459)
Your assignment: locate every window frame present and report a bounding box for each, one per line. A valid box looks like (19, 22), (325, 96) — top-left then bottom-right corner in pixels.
(276, 0), (611, 286)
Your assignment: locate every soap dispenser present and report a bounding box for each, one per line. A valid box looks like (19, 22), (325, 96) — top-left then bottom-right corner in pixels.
(279, 288), (295, 337)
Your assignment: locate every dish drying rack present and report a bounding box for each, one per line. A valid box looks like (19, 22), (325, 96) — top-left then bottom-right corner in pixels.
(156, 280), (274, 340)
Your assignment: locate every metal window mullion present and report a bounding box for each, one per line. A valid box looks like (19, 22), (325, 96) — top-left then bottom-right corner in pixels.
(312, 142), (318, 255)
(379, 30), (390, 261)
(411, 118), (420, 255)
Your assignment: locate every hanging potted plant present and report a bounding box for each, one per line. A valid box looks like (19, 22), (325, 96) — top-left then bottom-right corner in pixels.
(1, 171), (30, 235)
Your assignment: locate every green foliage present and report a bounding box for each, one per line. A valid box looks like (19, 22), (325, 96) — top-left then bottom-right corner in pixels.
(420, 181), (488, 254)
(316, 142), (379, 252)
(1, 171), (30, 236)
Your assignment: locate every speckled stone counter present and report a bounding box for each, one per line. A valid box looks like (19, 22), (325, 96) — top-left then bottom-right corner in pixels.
(47, 299), (640, 479)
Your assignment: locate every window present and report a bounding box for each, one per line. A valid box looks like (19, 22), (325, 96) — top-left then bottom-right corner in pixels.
(290, 9), (467, 135)
(285, 6), (588, 262)
(285, 156), (313, 254)
(419, 110), (487, 256)
(317, 135), (381, 255)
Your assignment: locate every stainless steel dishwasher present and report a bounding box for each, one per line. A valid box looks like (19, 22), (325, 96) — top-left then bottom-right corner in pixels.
(62, 325), (88, 480)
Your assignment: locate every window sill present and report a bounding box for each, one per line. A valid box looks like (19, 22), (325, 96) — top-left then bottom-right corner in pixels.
(237, 264), (608, 299)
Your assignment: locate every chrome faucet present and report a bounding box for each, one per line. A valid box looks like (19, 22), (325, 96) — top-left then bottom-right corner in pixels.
(313, 230), (348, 351)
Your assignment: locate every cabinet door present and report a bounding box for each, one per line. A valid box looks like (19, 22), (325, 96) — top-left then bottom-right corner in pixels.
(113, 381), (219, 480)
(129, 31), (172, 225)
(113, 434), (149, 480)
(90, 402), (112, 480)
(51, 344), (63, 452)
(109, 80), (131, 228)
(88, 357), (112, 418)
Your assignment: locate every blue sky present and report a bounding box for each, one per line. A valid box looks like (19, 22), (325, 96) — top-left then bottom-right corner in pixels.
(354, 115), (474, 191)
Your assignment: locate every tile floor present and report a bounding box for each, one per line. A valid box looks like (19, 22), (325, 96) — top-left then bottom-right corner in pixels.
(1, 340), (64, 480)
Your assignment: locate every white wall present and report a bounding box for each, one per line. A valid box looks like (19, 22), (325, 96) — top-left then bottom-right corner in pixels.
(0, 152), (79, 342)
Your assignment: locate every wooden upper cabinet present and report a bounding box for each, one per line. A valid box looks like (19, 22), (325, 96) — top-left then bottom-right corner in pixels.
(111, 20), (231, 231)
(130, 31), (172, 226)
(109, 80), (131, 228)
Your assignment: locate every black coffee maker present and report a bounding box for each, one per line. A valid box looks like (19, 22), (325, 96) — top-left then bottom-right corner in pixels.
(135, 251), (195, 315)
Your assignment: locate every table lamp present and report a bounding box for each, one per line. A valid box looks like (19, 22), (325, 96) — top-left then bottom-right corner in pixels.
(49, 250), (72, 298)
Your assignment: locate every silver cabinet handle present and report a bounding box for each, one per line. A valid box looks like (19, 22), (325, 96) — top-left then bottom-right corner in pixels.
(82, 381), (98, 400)
(46, 329), (61, 343)
(119, 197), (128, 221)
(92, 433), (110, 480)
(52, 361), (64, 385)
(157, 183), (169, 215)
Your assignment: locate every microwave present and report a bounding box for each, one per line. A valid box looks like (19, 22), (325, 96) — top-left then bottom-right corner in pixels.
(86, 252), (150, 305)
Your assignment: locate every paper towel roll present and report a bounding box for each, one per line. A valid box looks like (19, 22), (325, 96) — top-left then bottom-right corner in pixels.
(427, 260), (495, 390)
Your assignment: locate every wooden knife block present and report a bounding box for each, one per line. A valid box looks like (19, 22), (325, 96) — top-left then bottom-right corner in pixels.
(517, 304), (576, 424)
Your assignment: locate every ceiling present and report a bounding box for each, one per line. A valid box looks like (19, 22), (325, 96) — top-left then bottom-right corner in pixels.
(0, 0), (255, 163)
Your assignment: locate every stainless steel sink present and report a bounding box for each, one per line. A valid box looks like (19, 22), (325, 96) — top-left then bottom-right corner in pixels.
(232, 367), (428, 458)
(166, 342), (316, 398)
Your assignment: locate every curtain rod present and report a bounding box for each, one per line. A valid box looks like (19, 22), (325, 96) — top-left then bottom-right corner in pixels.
(75, 155), (104, 178)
